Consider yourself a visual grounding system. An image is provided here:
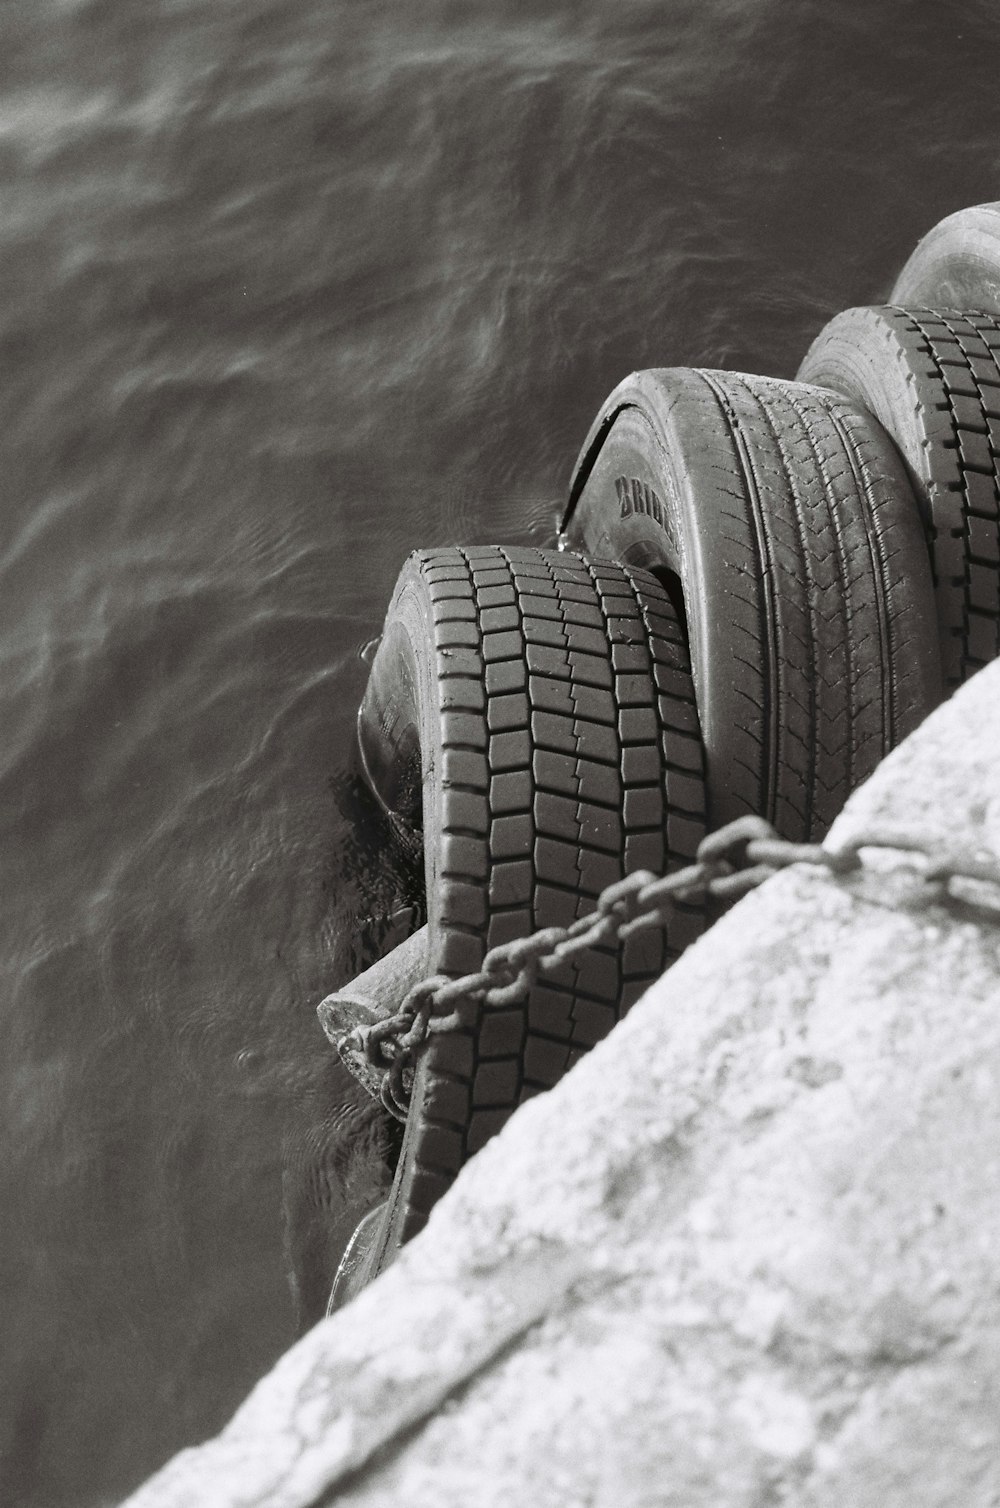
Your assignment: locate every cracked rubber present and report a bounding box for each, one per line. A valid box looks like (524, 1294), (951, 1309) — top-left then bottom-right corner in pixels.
(890, 202), (1000, 313)
(355, 545), (707, 1268)
(561, 367), (943, 838)
(798, 307), (1000, 686)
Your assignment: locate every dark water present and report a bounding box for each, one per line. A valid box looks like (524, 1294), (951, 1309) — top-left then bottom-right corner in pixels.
(3, 1), (1000, 1502)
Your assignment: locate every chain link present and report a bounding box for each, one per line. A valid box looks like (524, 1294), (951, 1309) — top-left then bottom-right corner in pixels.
(349, 815), (1000, 1121)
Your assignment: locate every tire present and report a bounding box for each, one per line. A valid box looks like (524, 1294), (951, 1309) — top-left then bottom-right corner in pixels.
(797, 307), (1000, 686)
(890, 203), (1000, 312)
(561, 368), (942, 838)
(354, 545), (707, 1275)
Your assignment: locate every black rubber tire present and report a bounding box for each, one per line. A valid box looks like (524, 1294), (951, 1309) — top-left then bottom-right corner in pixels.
(356, 545), (707, 1266)
(890, 203), (1000, 312)
(797, 307), (1000, 687)
(561, 367), (943, 838)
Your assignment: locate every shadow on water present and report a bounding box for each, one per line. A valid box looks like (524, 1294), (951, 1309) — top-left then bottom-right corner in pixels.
(3, 0), (1000, 1503)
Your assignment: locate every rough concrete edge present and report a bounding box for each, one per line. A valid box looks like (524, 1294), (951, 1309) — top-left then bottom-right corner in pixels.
(119, 660), (1000, 1508)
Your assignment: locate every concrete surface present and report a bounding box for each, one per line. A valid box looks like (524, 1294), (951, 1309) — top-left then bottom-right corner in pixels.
(121, 658), (1000, 1508)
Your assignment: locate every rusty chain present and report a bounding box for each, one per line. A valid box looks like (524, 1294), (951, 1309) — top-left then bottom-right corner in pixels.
(350, 815), (1000, 1121)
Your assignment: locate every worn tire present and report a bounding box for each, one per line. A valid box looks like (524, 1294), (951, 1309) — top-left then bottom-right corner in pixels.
(561, 368), (942, 837)
(356, 545), (707, 1267)
(798, 307), (1000, 686)
(890, 203), (1000, 312)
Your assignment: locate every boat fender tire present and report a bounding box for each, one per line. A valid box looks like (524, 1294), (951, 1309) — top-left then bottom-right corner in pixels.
(798, 306), (1000, 686)
(561, 367), (942, 836)
(890, 202), (1000, 312)
(355, 544), (707, 1270)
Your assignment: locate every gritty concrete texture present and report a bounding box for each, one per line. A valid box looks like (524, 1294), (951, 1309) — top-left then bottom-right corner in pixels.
(121, 660), (1000, 1508)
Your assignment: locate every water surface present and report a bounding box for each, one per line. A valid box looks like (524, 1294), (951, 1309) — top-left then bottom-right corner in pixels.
(2, 2), (999, 1502)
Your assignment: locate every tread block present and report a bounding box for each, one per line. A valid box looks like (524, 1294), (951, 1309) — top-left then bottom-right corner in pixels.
(472, 567), (512, 588)
(557, 581), (598, 604)
(439, 880), (487, 928)
(622, 928), (664, 977)
(574, 720), (618, 764)
(521, 594), (561, 621)
(568, 651), (613, 688)
(439, 677), (485, 712)
(623, 786), (662, 829)
(571, 684), (616, 724)
(442, 749), (488, 787)
(615, 672), (652, 707)
(511, 565), (556, 586)
(655, 659), (697, 701)
(483, 629), (525, 662)
(473, 1059), (521, 1107)
(440, 834), (488, 879)
(968, 611), (999, 661)
(423, 1076), (471, 1126)
(527, 984), (574, 1034)
(591, 575), (633, 598)
(477, 584), (516, 608)
(579, 806), (621, 852)
(489, 730), (531, 771)
(662, 723), (704, 772)
(436, 647), (484, 680)
(529, 675), (575, 715)
(478, 1009), (525, 1058)
(619, 706), (658, 743)
(526, 642), (571, 678)
(659, 698), (700, 735)
(429, 579), (474, 602)
(488, 692), (529, 732)
(621, 745), (661, 784)
(560, 601), (604, 629)
(435, 599), (477, 622)
(612, 642), (652, 672)
(969, 563), (1000, 613)
(485, 659), (527, 694)
(950, 394), (989, 430)
(435, 620), (479, 648)
(490, 770), (533, 814)
(666, 812), (706, 858)
(433, 1030), (475, 1078)
(532, 710), (577, 753)
(445, 789), (490, 831)
(489, 858), (533, 905)
(491, 813), (533, 858)
(625, 831), (666, 872)
(968, 515), (1000, 563)
(480, 604), (520, 633)
(573, 950), (619, 999)
(534, 790), (581, 840)
(534, 748), (578, 791)
(959, 430), (993, 471)
(568, 624), (613, 656)
(571, 999), (618, 1047)
(578, 848), (621, 893)
(437, 931), (484, 976)
(533, 882), (581, 929)
(665, 770), (705, 812)
(441, 712), (487, 748)
(523, 617), (567, 647)
(965, 472), (999, 518)
(486, 907), (533, 950)
(523, 1036), (571, 1085)
(575, 759), (622, 806)
(418, 1125), (465, 1171)
(534, 835), (580, 883)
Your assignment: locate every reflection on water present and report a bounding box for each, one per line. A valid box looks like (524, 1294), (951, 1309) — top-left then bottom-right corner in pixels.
(2, 0), (1000, 1502)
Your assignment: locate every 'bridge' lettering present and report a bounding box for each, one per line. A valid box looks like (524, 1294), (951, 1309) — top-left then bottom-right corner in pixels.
(615, 476), (666, 529)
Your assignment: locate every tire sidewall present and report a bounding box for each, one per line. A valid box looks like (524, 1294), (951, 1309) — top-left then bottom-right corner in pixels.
(890, 203), (1000, 312)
